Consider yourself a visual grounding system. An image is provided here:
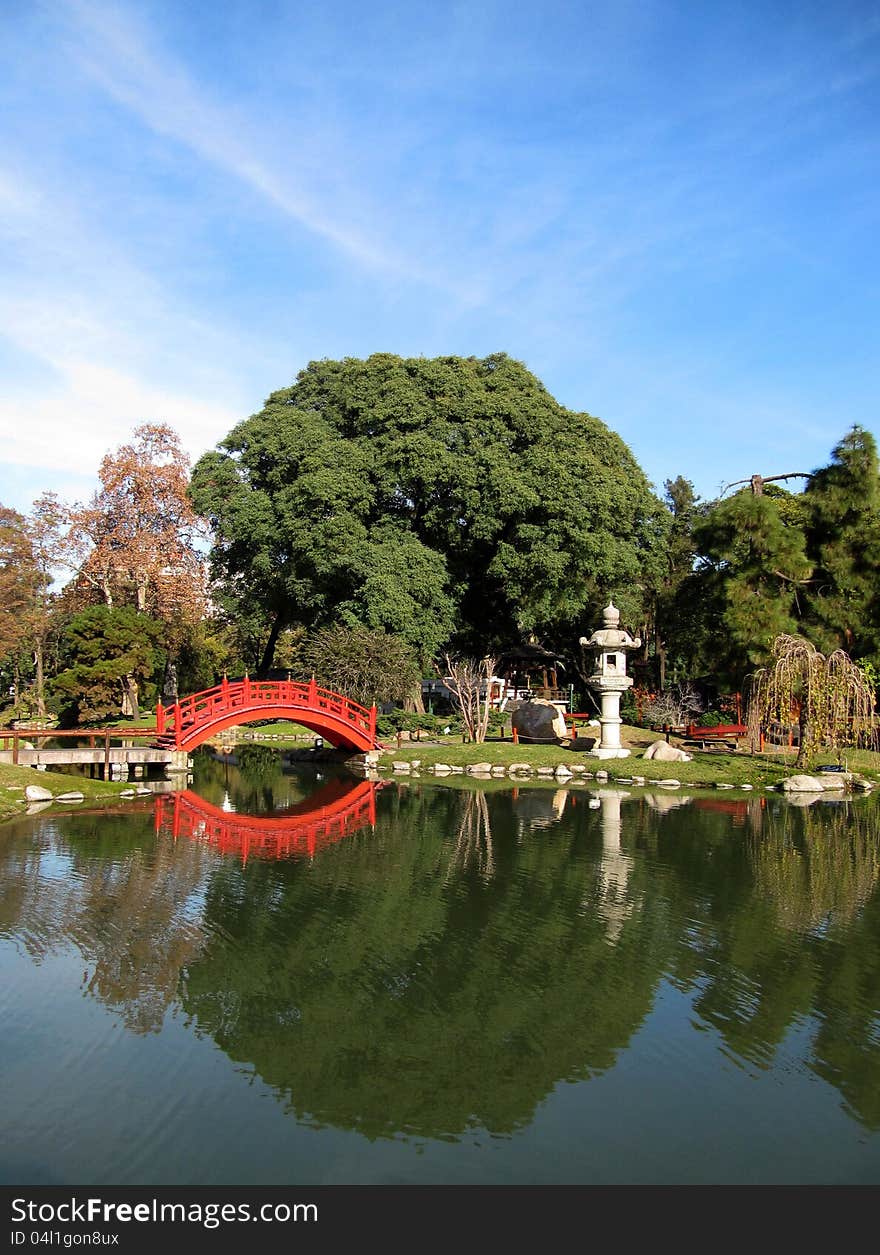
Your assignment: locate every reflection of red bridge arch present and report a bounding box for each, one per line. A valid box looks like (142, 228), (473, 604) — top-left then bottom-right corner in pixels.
(154, 777), (383, 862)
(155, 677), (378, 752)
(692, 796), (764, 827)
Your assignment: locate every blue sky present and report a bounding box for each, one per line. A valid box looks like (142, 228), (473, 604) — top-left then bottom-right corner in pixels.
(1, 0), (878, 515)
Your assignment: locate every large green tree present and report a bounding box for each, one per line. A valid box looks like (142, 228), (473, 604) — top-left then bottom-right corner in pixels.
(0, 506), (39, 689)
(687, 488), (812, 681)
(676, 429), (880, 688)
(802, 425), (880, 664)
(190, 353), (665, 673)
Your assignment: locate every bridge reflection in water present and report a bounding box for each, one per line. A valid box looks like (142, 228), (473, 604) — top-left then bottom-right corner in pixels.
(154, 776), (383, 862)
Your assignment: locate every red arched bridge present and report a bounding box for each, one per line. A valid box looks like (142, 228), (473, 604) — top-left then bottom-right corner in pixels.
(155, 677), (379, 752)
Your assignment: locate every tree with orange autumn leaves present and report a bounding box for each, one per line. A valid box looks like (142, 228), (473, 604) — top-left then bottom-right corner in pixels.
(1, 425), (209, 721)
(66, 424), (206, 623)
(59, 424), (208, 709)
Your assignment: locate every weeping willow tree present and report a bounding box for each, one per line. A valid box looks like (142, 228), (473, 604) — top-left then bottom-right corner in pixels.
(748, 634), (876, 767)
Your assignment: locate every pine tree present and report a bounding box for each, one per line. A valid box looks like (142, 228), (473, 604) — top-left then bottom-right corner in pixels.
(653, 476), (699, 687)
(802, 426), (880, 664)
(691, 490), (811, 678)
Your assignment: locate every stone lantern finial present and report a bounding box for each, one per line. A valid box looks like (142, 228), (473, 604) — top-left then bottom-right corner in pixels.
(602, 600), (620, 628)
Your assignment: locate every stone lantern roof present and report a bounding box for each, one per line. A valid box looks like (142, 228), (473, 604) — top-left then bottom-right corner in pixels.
(579, 601), (641, 652)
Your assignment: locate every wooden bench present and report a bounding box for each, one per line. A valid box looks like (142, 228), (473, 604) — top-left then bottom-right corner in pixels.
(683, 723), (748, 752)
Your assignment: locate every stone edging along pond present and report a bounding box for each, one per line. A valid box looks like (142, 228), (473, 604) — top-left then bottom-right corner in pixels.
(0, 765), (153, 824)
(368, 749), (876, 795)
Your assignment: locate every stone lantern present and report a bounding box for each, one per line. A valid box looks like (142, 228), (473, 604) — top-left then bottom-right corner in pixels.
(579, 601), (641, 758)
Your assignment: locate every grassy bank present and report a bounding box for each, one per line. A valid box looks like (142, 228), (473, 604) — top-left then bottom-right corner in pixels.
(0, 763), (132, 825)
(377, 725), (880, 789)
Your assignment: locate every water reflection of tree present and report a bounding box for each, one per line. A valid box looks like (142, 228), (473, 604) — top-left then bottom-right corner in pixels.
(190, 746), (326, 816)
(656, 795), (880, 1128)
(219, 743), (282, 814)
(750, 800), (879, 933)
(0, 810), (209, 1033)
(180, 785), (663, 1140)
(447, 789), (494, 880)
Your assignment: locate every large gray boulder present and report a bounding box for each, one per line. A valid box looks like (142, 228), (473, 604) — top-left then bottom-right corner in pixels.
(511, 699), (569, 742)
(25, 784), (53, 802)
(781, 774), (828, 792)
(643, 740), (692, 762)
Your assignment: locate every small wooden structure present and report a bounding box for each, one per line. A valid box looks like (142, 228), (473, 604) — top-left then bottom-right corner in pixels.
(496, 642), (568, 706)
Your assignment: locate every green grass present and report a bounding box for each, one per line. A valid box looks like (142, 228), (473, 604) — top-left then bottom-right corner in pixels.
(0, 763), (132, 825)
(379, 724), (880, 789)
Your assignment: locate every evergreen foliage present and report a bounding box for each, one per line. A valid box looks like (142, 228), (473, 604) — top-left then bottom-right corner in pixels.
(0, 506), (39, 680)
(52, 605), (164, 723)
(190, 353), (665, 672)
(802, 426), (880, 664)
(691, 490), (811, 676)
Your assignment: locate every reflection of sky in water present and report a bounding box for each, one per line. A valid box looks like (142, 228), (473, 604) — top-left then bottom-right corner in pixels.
(31, 848), (75, 883)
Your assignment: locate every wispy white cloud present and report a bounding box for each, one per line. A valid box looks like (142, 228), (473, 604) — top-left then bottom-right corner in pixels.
(54, 0), (480, 299)
(0, 163), (244, 492)
(1, 355), (238, 485)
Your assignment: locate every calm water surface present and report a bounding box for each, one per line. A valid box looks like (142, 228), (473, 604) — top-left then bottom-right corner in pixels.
(2, 748), (879, 1184)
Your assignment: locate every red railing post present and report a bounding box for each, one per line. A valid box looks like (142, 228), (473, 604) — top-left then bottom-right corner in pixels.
(308, 675), (318, 706)
(156, 700), (165, 736)
(243, 674), (251, 704)
(174, 702), (182, 749)
(369, 704), (377, 744)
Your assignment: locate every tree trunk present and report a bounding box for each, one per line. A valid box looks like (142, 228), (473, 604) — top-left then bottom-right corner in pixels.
(258, 611), (285, 677)
(795, 714), (810, 768)
(654, 621), (666, 691)
(33, 640), (46, 719)
(404, 683), (426, 713)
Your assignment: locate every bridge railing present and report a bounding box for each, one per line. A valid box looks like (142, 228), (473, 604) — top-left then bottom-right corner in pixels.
(157, 677), (377, 746)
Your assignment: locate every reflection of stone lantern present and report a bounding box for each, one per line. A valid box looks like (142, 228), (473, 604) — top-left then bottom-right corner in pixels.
(594, 789), (634, 942)
(579, 601), (641, 759)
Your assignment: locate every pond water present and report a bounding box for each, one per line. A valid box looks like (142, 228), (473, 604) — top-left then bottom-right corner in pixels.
(2, 748), (879, 1185)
